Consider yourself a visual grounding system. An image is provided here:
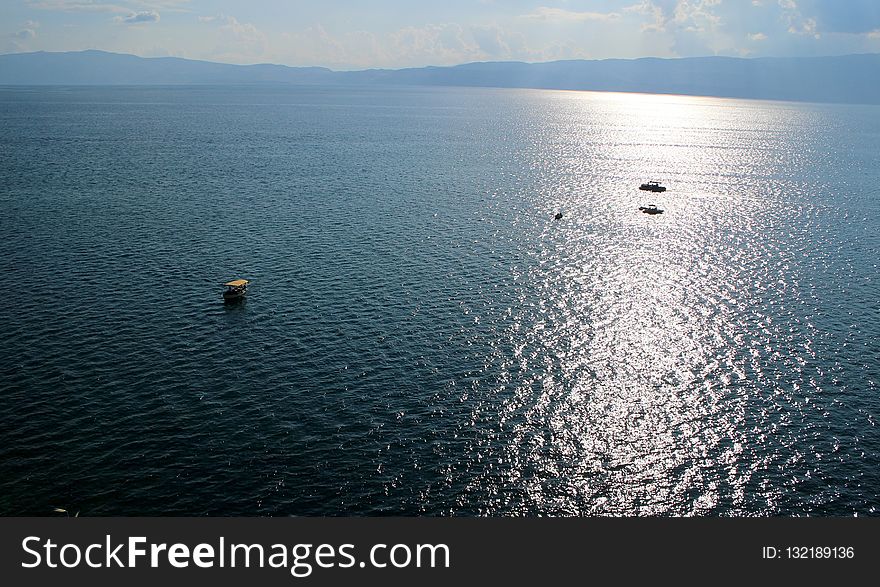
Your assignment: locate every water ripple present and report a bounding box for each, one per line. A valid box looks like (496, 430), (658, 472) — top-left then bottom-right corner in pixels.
(0, 86), (878, 516)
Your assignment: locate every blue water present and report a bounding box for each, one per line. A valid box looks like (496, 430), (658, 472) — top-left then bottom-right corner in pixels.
(0, 85), (878, 516)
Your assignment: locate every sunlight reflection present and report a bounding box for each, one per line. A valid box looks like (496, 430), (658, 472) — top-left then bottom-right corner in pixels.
(492, 90), (819, 515)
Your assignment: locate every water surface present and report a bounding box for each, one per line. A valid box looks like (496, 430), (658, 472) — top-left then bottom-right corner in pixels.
(0, 85), (878, 515)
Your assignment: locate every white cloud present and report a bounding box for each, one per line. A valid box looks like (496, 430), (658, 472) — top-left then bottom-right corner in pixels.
(272, 21), (563, 70)
(390, 23), (481, 65)
(12, 21), (40, 40)
(624, 1), (667, 32)
(139, 0), (190, 11)
(281, 24), (350, 66)
(199, 14), (269, 63)
(117, 10), (160, 24)
(220, 16), (266, 49)
(11, 20), (39, 40)
(521, 7), (621, 22)
(673, 0), (722, 33)
(7, 20), (40, 52)
(778, 0), (820, 38)
(748, 32), (767, 41)
(470, 24), (512, 58)
(624, 0), (733, 55)
(27, 1), (130, 13)
(28, 0), (188, 14)
(789, 17), (818, 37)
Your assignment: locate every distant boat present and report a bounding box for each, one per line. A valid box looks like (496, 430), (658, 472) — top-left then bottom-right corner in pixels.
(639, 181), (667, 192)
(554, 212), (563, 220)
(222, 279), (249, 301)
(638, 204), (663, 215)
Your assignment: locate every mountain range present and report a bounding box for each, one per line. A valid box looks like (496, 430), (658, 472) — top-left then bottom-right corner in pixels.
(1, 49), (879, 104)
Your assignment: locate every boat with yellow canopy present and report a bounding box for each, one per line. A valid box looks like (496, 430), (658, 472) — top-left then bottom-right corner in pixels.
(222, 279), (249, 301)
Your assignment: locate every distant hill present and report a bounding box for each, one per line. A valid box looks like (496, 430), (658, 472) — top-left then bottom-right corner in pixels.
(0, 50), (333, 85)
(2, 49), (879, 104)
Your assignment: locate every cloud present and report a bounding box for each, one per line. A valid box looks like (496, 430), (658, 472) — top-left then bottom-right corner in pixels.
(624, 0), (733, 55)
(789, 17), (818, 36)
(10, 20), (39, 41)
(521, 7), (621, 23)
(7, 20), (39, 53)
(279, 25), (362, 68)
(272, 21), (561, 70)
(391, 23), (481, 65)
(117, 10), (160, 24)
(27, 0), (129, 13)
(199, 14), (269, 62)
(220, 16), (266, 47)
(673, 0), (723, 33)
(778, 0), (820, 38)
(625, 1), (667, 32)
(798, 0), (880, 34)
(28, 0), (190, 14)
(470, 24), (512, 58)
(140, 0), (190, 12)
(748, 32), (767, 41)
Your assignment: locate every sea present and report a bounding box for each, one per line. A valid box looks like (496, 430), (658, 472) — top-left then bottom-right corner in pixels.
(0, 85), (878, 516)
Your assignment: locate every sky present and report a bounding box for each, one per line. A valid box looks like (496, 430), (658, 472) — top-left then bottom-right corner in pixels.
(3, 0), (880, 69)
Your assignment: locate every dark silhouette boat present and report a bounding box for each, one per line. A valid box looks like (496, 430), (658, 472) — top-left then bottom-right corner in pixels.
(554, 212), (563, 220)
(222, 279), (249, 302)
(639, 181), (667, 192)
(638, 204), (663, 215)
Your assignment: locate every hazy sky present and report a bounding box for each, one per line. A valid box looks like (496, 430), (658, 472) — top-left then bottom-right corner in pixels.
(4, 1), (880, 69)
